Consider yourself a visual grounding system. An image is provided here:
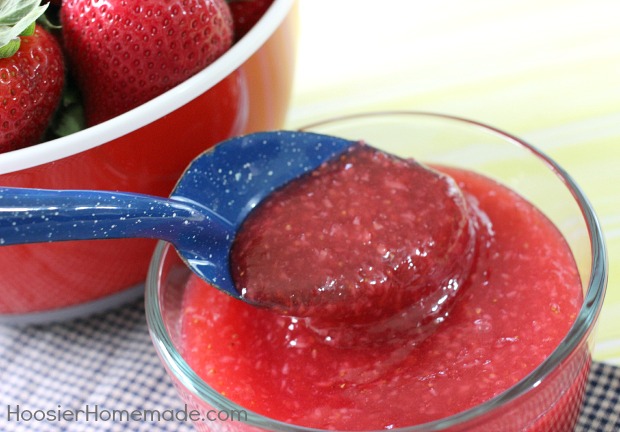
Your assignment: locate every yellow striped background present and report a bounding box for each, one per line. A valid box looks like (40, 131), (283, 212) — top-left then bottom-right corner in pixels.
(285, 0), (620, 363)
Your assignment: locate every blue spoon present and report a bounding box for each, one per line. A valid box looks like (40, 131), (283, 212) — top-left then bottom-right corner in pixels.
(0, 131), (354, 299)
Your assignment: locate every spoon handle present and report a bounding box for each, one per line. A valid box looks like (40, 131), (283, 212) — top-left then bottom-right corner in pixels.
(0, 187), (217, 246)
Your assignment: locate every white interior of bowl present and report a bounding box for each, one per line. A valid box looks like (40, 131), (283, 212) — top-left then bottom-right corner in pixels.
(0, 0), (295, 175)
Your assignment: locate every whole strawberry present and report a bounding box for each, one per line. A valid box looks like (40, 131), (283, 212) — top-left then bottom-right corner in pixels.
(0, 1), (65, 153)
(228, 0), (274, 40)
(60, 0), (234, 126)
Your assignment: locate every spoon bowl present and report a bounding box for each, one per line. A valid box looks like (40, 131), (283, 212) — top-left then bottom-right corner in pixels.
(0, 131), (354, 300)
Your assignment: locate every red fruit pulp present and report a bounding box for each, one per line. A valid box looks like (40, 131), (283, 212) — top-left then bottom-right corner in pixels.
(181, 155), (584, 429)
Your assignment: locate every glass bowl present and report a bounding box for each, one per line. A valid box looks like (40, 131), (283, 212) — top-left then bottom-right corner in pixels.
(0, 0), (297, 324)
(146, 111), (607, 431)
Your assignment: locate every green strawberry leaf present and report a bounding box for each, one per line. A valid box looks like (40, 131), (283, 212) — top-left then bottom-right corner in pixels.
(0, 0), (49, 57)
(53, 104), (86, 137)
(19, 22), (36, 37)
(37, 13), (62, 32)
(43, 74), (87, 140)
(0, 36), (19, 58)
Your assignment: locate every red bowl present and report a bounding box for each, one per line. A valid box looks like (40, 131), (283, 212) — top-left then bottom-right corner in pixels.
(0, 0), (298, 324)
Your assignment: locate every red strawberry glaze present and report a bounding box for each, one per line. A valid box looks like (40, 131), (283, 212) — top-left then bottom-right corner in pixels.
(231, 144), (475, 346)
(180, 157), (583, 430)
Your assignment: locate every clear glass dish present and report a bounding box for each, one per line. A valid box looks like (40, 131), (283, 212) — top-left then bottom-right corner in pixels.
(146, 111), (607, 431)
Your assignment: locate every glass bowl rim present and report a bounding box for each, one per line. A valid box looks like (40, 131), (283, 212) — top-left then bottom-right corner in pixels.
(145, 110), (608, 432)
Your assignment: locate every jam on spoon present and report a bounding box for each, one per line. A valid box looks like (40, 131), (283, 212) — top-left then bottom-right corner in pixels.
(231, 142), (477, 346)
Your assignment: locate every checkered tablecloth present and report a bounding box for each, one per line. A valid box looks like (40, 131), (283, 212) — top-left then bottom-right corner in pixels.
(0, 298), (618, 432)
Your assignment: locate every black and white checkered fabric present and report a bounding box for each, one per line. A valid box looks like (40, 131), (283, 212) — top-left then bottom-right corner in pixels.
(0, 299), (618, 431)
(577, 362), (620, 431)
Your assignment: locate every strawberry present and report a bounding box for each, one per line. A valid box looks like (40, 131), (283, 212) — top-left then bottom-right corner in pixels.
(227, 0), (274, 40)
(0, 0), (65, 153)
(60, 0), (234, 126)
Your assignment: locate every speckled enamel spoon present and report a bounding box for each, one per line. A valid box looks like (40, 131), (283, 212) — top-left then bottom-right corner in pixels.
(0, 131), (353, 298)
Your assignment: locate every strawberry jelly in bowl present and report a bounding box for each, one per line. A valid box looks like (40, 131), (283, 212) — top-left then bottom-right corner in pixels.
(0, 0), (298, 324)
(146, 112), (607, 431)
